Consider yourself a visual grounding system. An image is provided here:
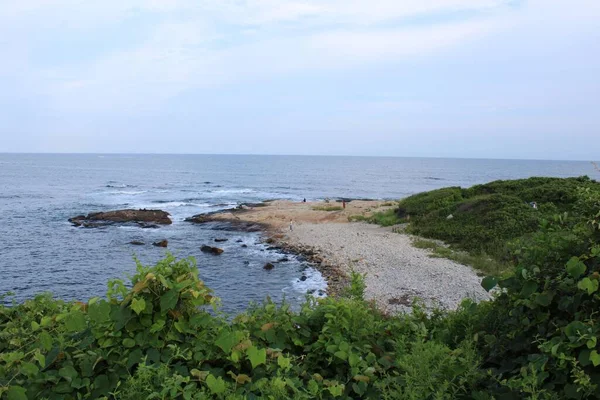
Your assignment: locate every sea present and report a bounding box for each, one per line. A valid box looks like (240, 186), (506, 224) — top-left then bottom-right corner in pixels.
(0, 154), (596, 313)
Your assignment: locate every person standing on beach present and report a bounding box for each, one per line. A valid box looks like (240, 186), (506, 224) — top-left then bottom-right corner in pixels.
(289, 220), (293, 231)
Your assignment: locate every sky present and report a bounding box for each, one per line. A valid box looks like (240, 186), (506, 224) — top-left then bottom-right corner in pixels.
(0, 0), (598, 160)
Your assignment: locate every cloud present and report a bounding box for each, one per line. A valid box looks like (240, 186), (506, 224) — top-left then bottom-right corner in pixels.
(0, 0), (516, 114)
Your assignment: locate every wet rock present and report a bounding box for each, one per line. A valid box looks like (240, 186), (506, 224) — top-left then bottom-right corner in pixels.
(69, 209), (172, 227)
(263, 263), (275, 270)
(214, 238), (228, 242)
(278, 257), (290, 262)
(265, 238), (275, 244)
(241, 244), (248, 248)
(129, 240), (145, 246)
(153, 240), (168, 247)
(300, 275), (308, 281)
(266, 246), (279, 251)
(140, 224), (160, 229)
(201, 245), (224, 255)
(236, 239), (243, 243)
(243, 261), (250, 265)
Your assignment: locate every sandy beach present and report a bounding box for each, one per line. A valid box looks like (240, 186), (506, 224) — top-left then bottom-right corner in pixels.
(193, 200), (490, 312)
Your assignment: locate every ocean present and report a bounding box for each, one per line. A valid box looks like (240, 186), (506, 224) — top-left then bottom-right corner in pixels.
(0, 154), (596, 313)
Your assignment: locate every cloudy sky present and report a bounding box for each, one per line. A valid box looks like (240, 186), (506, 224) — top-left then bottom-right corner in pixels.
(1, 0), (598, 159)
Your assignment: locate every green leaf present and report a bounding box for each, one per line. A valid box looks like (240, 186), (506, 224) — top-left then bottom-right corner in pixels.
(34, 352), (45, 368)
(206, 374), (226, 394)
(88, 301), (111, 323)
(215, 330), (240, 354)
(308, 380), (319, 395)
(20, 362), (39, 377)
(277, 355), (291, 370)
(328, 384), (344, 397)
(65, 310), (87, 332)
(481, 276), (497, 292)
(334, 350), (348, 361)
(247, 346), (267, 369)
(59, 365), (78, 382)
(590, 351), (600, 367)
(566, 257), (586, 279)
(131, 298), (146, 315)
(520, 281), (538, 297)
(123, 338), (136, 348)
(160, 289), (179, 313)
(6, 386), (27, 400)
(150, 319), (166, 333)
(535, 291), (554, 307)
(577, 277), (599, 295)
(39, 331), (53, 351)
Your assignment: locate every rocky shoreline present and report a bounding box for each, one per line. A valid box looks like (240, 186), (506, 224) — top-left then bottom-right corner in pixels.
(68, 201), (489, 311)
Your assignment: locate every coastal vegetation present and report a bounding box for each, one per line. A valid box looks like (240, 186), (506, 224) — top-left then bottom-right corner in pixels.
(312, 205), (343, 212)
(1, 176), (600, 399)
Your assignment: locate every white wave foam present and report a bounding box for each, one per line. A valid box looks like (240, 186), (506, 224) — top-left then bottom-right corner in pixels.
(289, 267), (327, 298)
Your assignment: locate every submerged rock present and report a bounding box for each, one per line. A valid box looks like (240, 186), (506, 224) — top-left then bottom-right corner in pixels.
(69, 209), (171, 227)
(241, 244), (248, 248)
(153, 240), (168, 248)
(214, 238), (228, 242)
(263, 263), (275, 270)
(129, 240), (145, 246)
(201, 245), (224, 255)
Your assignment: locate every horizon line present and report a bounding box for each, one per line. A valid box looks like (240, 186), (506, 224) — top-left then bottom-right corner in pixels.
(0, 151), (597, 163)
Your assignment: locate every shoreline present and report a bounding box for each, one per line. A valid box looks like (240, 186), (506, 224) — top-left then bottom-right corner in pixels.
(188, 200), (490, 312)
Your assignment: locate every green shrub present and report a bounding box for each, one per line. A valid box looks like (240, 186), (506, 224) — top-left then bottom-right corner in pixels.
(393, 177), (600, 264)
(0, 255), (484, 399)
(313, 205), (344, 212)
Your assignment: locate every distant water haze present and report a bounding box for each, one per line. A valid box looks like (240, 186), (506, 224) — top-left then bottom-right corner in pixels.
(0, 154), (597, 312)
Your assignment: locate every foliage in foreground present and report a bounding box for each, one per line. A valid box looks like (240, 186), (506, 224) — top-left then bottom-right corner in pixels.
(1, 255), (484, 399)
(1, 180), (600, 399)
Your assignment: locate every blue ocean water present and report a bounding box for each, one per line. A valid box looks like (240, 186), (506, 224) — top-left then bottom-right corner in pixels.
(0, 154), (596, 312)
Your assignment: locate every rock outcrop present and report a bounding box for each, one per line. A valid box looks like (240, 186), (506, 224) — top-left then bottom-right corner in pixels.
(153, 240), (168, 247)
(201, 245), (224, 255)
(69, 209), (172, 227)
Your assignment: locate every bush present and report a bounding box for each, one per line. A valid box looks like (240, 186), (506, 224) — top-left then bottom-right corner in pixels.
(0, 255), (484, 399)
(394, 177), (600, 263)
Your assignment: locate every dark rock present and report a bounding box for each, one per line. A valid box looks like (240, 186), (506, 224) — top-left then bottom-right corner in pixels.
(241, 244), (248, 248)
(307, 289), (316, 295)
(243, 261), (250, 265)
(278, 257), (290, 262)
(201, 245), (224, 255)
(153, 239), (168, 248)
(263, 263), (275, 270)
(300, 275), (307, 281)
(265, 238), (275, 244)
(214, 238), (228, 242)
(69, 209), (171, 227)
(266, 246), (279, 251)
(140, 224), (160, 229)
(129, 240), (145, 246)
(236, 239), (243, 243)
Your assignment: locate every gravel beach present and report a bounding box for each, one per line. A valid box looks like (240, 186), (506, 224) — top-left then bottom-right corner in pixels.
(191, 200), (490, 313)
(285, 222), (490, 313)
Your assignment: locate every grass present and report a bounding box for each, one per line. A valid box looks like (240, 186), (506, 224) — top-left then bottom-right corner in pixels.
(411, 238), (508, 275)
(347, 209), (403, 226)
(312, 205), (343, 211)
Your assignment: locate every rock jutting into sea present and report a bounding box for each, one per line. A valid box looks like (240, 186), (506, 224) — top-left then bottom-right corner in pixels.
(69, 209), (172, 227)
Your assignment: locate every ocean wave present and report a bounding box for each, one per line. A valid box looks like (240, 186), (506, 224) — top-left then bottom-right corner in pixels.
(424, 177), (444, 181)
(208, 188), (255, 195)
(105, 190), (148, 195)
(289, 267), (327, 298)
(148, 201), (212, 208)
(105, 181), (138, 188)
